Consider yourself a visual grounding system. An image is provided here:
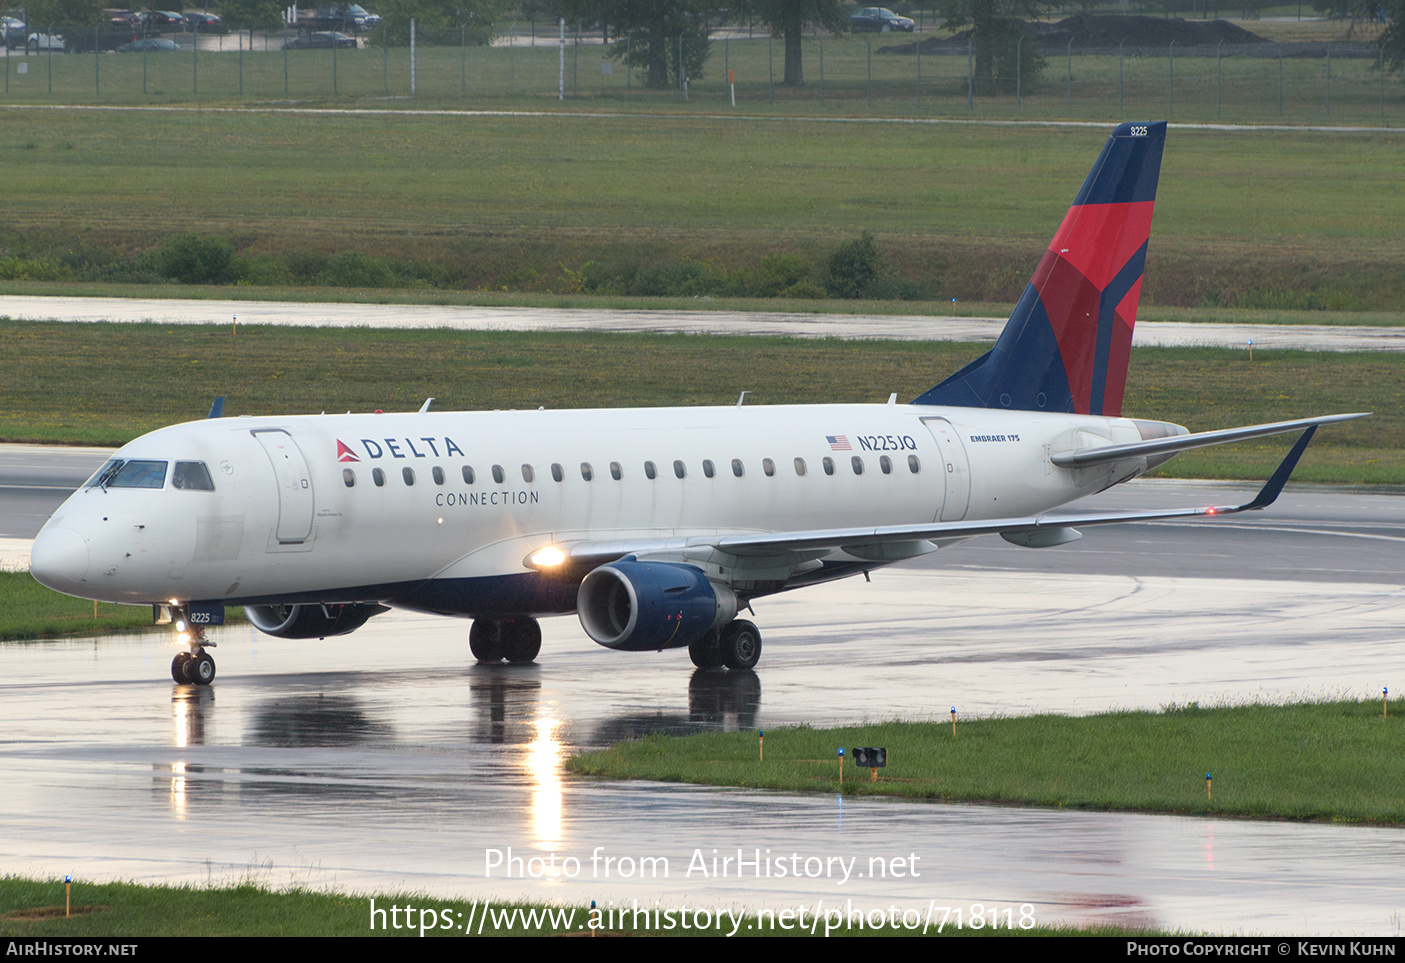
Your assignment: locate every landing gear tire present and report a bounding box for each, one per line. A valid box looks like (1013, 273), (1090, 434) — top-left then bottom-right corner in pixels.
(689, 628), (724, 669)
(719, 619), (762, 670)
(171, 651), (193, 683)
(468, 619), (503, 662)
(502, 619), (542, 664)
(191, 651), (216, 685)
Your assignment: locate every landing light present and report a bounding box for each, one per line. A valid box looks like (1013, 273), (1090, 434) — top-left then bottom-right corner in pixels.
(528, 546), (567, 569)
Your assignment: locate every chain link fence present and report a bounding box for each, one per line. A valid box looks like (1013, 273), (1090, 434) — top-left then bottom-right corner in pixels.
(2, 22), (1400, 125)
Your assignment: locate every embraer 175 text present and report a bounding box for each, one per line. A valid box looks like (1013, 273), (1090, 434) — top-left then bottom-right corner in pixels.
(31, 123), (1363, 685)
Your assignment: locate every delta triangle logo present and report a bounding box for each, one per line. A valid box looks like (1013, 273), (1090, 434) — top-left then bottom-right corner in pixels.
(336, 440), (361, 463)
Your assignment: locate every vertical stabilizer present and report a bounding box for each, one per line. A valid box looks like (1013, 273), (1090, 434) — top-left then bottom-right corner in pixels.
(915, 122), (1166, 416)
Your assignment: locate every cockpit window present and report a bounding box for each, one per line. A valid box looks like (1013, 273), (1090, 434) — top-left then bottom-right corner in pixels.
(87, 459), (169, 490)
(172, 461), (215, 491)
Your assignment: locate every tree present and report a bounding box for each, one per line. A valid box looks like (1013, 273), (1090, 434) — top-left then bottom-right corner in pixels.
(557, 0), (713, 89)
(23, 0), (103, 29)
(938, 0), (1048, 94)
(1312, 0), (1405, 73)
(734, 0), (849, 86)
(371, 0), (507, 45)
(219, 0), (285, 31)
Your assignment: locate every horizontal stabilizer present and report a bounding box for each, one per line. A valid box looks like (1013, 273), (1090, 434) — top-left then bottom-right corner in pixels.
(1049, 413), (1367, 469)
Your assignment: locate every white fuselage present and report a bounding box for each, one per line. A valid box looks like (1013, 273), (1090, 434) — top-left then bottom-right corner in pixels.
(33, 403), (1151, 613)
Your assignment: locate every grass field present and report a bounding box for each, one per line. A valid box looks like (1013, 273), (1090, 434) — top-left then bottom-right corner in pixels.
(1, 108), (1403, 311)
(0, 320), (1394, 482)
(0, 572), (155, 639)
(568, 700), (1405, 824)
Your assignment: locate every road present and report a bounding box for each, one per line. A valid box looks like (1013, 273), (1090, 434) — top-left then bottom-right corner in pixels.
(3, 295), (1403, 351)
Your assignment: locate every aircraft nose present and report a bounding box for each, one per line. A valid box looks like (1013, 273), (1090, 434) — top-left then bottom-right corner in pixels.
(30, 526), (90, 595)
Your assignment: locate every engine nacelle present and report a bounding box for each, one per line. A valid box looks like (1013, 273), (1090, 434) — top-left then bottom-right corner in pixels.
(577, 560), (737, 651)
(245, 602), (384, 639)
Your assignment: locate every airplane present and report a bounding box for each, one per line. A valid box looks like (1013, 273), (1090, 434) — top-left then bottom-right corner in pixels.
(29, 121), (1364, 686)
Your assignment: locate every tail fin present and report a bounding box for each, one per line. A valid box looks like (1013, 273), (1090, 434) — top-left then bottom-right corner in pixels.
(915, 122), (1167, 417)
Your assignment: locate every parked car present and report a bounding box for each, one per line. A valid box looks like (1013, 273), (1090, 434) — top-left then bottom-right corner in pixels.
(119, 36), (180, 51)
(849, 6), (915, 32)
(137, 11), (187, 32)
(305, 3), (380, 32)
(27, 31), (65, 51)
(283, 30), (355, 48)
(183, 11), (225, 34)
(2, 15), (26, 48)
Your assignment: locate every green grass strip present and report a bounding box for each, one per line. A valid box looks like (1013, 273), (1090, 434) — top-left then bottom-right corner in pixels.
(0, 572), (242, 641)
(0, 320), (1395, 483)
(0, 876), (1126, 936)
(568, 701), (1405, 825)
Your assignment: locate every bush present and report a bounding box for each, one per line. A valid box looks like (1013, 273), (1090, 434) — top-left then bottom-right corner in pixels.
(823, 232), (883, 299)
(156, 234), (236, 285)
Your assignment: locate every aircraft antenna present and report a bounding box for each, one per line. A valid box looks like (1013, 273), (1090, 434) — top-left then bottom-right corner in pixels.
(419, 398), (435, 413)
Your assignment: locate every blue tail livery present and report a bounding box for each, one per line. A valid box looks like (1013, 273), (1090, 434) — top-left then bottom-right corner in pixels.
(915, 121), (1167, 416)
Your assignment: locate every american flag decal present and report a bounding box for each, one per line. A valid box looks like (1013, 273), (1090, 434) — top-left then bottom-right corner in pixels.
(826, 435), (852, 451)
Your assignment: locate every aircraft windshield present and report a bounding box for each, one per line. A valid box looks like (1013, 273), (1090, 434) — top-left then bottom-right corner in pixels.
(86, 459), (169, 490)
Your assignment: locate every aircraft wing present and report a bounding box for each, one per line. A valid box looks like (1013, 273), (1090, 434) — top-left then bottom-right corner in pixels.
(549, 419), (1347, 569)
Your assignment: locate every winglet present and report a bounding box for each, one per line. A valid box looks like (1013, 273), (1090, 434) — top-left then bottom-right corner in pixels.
(207, 397), (225, 419)
(1240, 425), (1317, 511)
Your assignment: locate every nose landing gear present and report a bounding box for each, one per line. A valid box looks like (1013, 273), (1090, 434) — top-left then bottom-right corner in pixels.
(168, 607), (217, 685)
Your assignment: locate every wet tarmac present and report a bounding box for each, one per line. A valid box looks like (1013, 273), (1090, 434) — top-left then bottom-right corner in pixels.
(4, 294), (1403, 351)
(3, 451), (1403, 935)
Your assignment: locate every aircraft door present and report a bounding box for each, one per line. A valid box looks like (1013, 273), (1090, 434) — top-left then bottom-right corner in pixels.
(252, 429), (315, 544)
(920, 418), (971, 522)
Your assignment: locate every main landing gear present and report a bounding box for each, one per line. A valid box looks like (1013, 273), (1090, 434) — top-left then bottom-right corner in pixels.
(689, 619), (762, 671)
(469, 617), (542, 664)
(170, 613), (217, 686)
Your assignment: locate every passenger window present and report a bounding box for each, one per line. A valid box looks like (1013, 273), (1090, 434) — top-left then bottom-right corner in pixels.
(581, 462), (593, 481)
(908, 455), (921, 474)
(462, 466), (475, 484)
(851, 456), (864, 475)
(703, 459), (715, 478)
(551, 463), (564, 482)
(793, 457), (807, 476)
(762, 458), (775, 477)
(521, 464), (534, 483)
(731, 459), (744, 478)
(343, 469), (356, 488)
(644, 461), (657, 480)
(673, 460), (686, 479)
(432, 466), (445, 485)
(172, 461), (215, 491)
(880, 455), (892, 475)
(403, 467), (415, 486)
(610, 462), (622, 481)
(823, 457), (835, 476)
(492, 465), (505, 484)
(372, 468), (385, 487)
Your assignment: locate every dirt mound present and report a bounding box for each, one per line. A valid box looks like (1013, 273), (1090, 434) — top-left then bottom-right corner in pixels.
(1036, 14), (1270, 46)
(881, 14), (1269, 54)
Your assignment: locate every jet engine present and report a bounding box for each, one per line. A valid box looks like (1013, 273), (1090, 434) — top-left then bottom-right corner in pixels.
(245, 602), (387, 639)
(577, 559), (737, 651)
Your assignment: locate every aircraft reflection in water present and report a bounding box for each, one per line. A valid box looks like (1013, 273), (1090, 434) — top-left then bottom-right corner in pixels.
(30, 122), (1364, 685)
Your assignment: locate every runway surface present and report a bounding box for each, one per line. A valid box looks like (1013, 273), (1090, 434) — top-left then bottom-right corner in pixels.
(4, 445), (1403, 935)
(3, 294), (1403, 351)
